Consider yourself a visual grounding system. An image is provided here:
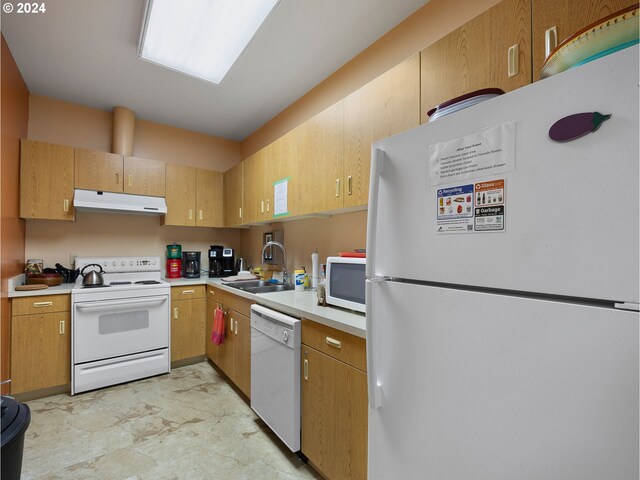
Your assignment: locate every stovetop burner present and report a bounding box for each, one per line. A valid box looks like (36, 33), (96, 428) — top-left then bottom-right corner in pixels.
(73, 256), (167, 294)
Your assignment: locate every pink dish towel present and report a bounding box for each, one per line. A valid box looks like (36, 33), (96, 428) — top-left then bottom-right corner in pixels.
(211, 306), (225, 345)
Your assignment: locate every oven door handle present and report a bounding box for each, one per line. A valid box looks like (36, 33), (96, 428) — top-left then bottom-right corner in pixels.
(74, 296), (168, 310)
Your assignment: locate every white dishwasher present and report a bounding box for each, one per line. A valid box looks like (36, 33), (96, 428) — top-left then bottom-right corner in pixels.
(250, 304), (301, 452)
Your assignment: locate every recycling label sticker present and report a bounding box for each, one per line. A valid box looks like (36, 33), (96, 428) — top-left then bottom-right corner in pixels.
(436, 179), (505, 234)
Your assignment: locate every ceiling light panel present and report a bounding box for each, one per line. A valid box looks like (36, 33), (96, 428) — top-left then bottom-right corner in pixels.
(139, 0), (279, 84)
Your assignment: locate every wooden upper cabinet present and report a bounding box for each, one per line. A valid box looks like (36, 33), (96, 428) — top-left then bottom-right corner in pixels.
(163, 163), (196, 226)
(164, 164), (224, 227)
(224, 162), (243, 227)
(532, 0), (636, 79)
(20, 139), (75, 221)
(196, 168), (224, 227)
(74, 149), (124, 193)
(123, 156), (166, 197)
(268, 129), (298, 218)
(297, 101), (344, 215)
(344, 54), (420, 208)
(420, 0), (531, 123)
(242, 150), (267, 224)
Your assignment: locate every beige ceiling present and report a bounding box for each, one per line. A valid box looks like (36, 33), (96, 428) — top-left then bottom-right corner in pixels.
(2, 0), (430, 141)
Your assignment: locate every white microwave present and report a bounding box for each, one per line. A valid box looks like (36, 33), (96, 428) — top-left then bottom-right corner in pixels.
(325, 256), (366, 313)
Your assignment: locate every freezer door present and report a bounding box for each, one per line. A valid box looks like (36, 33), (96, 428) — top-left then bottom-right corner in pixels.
(368, 45), (639, 304)
(367, 281), (638, 480)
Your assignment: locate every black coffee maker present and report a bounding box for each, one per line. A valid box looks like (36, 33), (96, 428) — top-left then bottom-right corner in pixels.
(182, 251), (201, 278)
(222, 248), (235, 276)
(208, 245), (224, 278)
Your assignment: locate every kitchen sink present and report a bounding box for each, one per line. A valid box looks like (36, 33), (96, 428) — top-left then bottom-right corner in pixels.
(224, 280), (270, 289)
(224, 280), (294, 294)
(243, 284), (295, 294)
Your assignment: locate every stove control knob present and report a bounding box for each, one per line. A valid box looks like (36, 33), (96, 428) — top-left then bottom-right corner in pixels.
(282, 330), (289, 343)
(103, 262), (108, 267)
(112, 261), (117, 267)
(130, 261), (134, 266)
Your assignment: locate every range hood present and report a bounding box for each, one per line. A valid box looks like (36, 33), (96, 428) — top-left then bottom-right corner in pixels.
(74, 189), (167, 215)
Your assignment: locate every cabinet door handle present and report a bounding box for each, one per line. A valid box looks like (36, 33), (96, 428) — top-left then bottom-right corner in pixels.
(59, 320), (65, 335)
(198, 209), (203, 220)
(238, 207), (242, 219)
(266, 199), (270, 213)
(229, 316), (233, 331)
(63, 199), (69, 213)
(545, 26), (558, 59)
(181, 289), (194, 295)
(261, 200), (264, 214)
(347, 175), (353, 195)
(335, 178), (341, 198)
(188, 209), (193, 220)
(174, 307), (179, 319)
(234, 319), (238, 335)
(209, 290), (215, 296)
(304, 358), (308, 381)
(326, 336), (342, 349)
(33, 301), (53, 308)
(507, 44), (519, 78)
(115, 172), (120, 185)
(128, 174), (133, 187)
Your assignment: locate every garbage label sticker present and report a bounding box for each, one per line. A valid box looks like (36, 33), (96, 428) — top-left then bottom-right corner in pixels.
(474, 179), (505, 232)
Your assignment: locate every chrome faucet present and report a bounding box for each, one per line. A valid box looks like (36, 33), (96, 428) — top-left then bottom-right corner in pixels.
(261, 241), (289, 285)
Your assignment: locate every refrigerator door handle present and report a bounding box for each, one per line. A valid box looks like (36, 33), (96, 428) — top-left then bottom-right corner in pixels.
(614, 302), (639, 311)
(366, 148), (385, 279)
(366, 278), (383, 409)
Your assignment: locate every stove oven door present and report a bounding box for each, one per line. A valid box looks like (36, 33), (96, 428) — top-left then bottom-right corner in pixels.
(72, 292), (170, 394)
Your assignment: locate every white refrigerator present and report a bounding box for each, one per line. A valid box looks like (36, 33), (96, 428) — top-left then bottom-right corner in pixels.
(365, 45), (639, 480)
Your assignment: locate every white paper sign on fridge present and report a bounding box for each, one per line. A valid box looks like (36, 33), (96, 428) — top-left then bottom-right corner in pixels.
(428, 121), (516, 186)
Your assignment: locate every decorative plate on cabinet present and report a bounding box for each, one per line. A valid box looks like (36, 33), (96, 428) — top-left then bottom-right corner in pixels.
(540, 5), (639, 79)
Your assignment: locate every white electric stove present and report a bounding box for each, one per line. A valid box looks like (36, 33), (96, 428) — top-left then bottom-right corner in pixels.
(71, 256), (170, 394)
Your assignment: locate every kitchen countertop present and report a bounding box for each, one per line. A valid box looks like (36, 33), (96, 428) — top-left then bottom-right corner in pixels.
(8, 274), (75, 297)
(9, 274), (366, 338)
(173, 276), (366, 338)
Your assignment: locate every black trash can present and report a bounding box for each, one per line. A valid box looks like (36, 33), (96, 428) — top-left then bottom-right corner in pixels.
(1, 395), (31, 480)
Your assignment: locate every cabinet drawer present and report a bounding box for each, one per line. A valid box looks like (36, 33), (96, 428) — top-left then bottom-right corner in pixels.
(301, 319), (366, 372)
(12, 294), (70, 316)
(171, 285), (205, 300)
(227, 294), (253, 317)
(207, 285), (228, 307)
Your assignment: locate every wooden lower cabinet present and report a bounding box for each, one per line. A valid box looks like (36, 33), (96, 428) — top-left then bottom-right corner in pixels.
(206, 286), (252, 398)
(170, 286), (205, 362)
(301, 321), (368, 480)
(206, 296), (219, 364)
(230, 311), (251, 397)
(11, 295), (71, 394)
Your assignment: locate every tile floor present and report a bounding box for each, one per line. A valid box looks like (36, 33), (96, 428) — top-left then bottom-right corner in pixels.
(20, 362), (320, 480)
